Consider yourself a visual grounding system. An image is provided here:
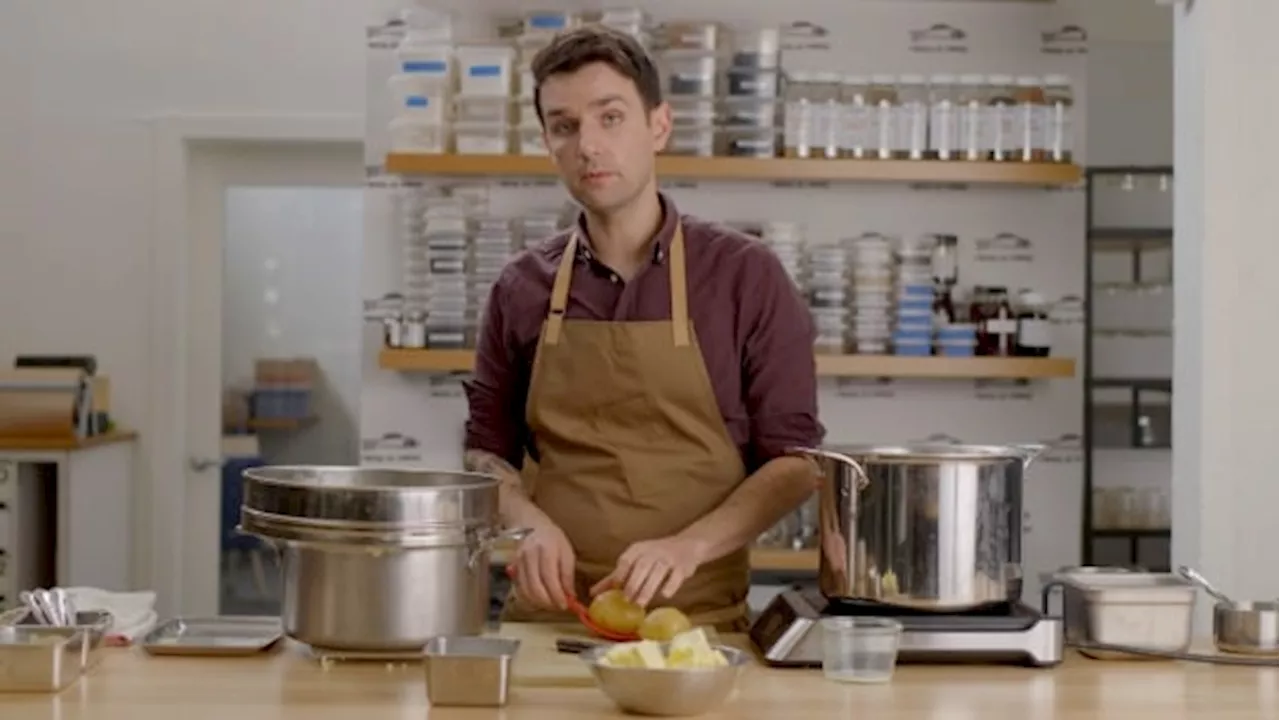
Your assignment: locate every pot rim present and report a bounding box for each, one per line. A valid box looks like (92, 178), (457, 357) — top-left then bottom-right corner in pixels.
(819, 443), (1036, 463)
(243, 465), (501, 493)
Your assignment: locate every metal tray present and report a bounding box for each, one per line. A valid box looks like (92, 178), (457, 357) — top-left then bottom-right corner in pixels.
(140, 616), (283, 657)
(0, 626), (90, 692)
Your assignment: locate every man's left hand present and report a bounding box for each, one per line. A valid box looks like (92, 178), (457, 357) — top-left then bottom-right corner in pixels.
(589, 536), (707, 608)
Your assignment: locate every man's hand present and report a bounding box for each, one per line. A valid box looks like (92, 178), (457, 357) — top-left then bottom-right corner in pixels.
(512, 520), (577, 612)
(589, 536), (708, 609)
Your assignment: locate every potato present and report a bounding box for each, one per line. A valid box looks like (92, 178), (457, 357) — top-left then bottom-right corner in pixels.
(588, 589), (646, 633)
(638, 607), (693, 642)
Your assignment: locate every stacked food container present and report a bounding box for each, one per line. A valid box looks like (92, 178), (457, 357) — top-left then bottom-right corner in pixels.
(759, 221), (807, 292)
(452, 45), (517, 155)
(848, 233), (896, 355)
(388, 14), (456, 153)
(892, 236), (936, 356)
(805, 242), (850, 354)
(517, 210), (563, 251)
(718, 29), (782, 157)
(657, 22), (722, 156)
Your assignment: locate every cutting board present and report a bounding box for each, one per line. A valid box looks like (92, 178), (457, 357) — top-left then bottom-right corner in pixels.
(487, 622), (600, 687)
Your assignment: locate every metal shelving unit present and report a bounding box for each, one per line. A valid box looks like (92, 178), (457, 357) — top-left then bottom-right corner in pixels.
(1082, 165), (1174, 571)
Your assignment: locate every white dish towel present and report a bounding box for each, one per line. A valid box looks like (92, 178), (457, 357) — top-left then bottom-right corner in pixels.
(62, 587), (159, 641)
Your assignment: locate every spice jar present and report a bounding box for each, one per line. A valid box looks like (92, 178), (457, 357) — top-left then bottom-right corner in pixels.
(1014, 76), (1046, 162)
(811, 73), (842, 159)
(839, 75), (871, 159)
(1014, 290), (1052, 357)
(895, 74), (928, 160)
(867, 74), (898, 160)
(1042, 74), (1074, 163)
(969, 286), (1016, 356)
(927, 74), (958, 160)
(985, 74), (1016, 162)
(957, 74), (987, 161)
(783, 72), (817, 158)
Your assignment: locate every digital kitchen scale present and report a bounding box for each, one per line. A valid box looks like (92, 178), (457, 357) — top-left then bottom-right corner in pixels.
(750, 588), (1063, 668)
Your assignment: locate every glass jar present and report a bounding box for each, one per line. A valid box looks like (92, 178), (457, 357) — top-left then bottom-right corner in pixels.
(985, 75), (1016, 162)
(783, 72), (816, 158)
(969, 285), (1015, 356)
(1042, 74), (1074, 163)
(867, 74), (898, 160)
(1014, 290), (1052, 357)
(1014, 76), (1046, 162)
(811, 72), (843, 159)
(839, 75), (871, 159)
(927, 74), (958, 160)
(957, 74), (987, 161)
(895, 74), (928, 160)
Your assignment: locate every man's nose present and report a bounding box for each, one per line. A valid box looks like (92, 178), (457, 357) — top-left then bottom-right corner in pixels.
(577, 121), (606, 159)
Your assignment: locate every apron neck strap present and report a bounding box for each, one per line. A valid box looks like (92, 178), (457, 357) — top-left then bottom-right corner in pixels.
(544, 224), (690, 347)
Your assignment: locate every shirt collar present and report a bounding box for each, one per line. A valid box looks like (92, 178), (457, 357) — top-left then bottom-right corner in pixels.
(573, 192), (678, 265)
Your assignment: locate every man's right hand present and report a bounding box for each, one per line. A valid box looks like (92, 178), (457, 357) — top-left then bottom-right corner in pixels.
(511, 520), (577, 612)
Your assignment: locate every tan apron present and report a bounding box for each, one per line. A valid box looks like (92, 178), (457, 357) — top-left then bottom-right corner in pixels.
(500, 222), (752, 632)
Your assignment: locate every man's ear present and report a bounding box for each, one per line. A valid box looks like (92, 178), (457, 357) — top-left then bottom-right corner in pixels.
(650, 101), (673, 153)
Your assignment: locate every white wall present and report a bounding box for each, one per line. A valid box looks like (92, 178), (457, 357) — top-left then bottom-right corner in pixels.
(0, 0), (1177, 597)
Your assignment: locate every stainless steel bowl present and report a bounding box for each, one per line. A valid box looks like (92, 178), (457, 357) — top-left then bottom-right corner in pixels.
(577, 644), (749, 717)
(1214, 601), (1279, 656)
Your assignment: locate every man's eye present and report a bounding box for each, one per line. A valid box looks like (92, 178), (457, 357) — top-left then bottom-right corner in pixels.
(602, 112), (623, 126)
(552, 122), (575, 135)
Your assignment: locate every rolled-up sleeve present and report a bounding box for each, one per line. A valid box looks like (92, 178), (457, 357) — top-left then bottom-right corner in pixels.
(740, 247), (826, 468)
(463, 272), (531, 469)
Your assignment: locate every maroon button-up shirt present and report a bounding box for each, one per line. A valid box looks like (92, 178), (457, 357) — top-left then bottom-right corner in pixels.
(463, 193), (825, 475)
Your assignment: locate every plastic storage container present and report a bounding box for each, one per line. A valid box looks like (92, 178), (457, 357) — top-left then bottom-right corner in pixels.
(662, 52), (717, 96)
(396, 45), (453, 83)
(731, 28), (780, 69)
(665, 126), (715, 156)
(720, 98), (780, 127)
(454, 122), (510, 154)
(669, 97), (716, 126)
(726, 67), (781, 98)
(658, 22), (722, 51)
(388, 75), (449, 123)
(388, 118), (448, 153)
(820, 617), (902, 684)
(720, 127), (778, 157)
(454, 95), (511, 124)
(514, 127), (546, 155)
(456, 45), (516, 96)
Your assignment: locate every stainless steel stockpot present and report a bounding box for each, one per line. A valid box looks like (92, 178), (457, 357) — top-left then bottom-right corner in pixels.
(239, 465), (528, 653)
(790, 443), (1043, 611)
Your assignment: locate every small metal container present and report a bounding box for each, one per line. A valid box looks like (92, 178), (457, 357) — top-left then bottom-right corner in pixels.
(1215, 601), (1279, 656)
(578, 644), (749, 717)
(0, 627), (89, 692)
(1049, 569), (1197, 660)
(14, 610), (112, 668)
(423, 636), (520, 707)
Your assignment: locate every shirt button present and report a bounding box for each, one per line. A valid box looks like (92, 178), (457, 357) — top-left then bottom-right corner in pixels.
(610, 274), (620, 283)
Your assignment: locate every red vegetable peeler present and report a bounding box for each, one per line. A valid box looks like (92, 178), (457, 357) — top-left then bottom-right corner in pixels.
(504, 564), (639, 642)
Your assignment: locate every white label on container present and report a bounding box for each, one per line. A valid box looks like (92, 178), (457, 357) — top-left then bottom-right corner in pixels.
(987, 318), (1017, 335)
(1017, 318), (1053, 349)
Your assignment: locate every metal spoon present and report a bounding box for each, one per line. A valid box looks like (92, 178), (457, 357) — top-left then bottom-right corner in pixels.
(18, 591), (48, 625)
(35, 589), (63, 626)
(1178, 565), (1234, 604)
(52, 588), (76, 626)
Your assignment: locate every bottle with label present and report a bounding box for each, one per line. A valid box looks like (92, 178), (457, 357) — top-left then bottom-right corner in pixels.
(895, 74), (929, 160)
(984, 75), (1016, 162)
(1014, 290), (1053, 357)
(970, 286), (1016, 355)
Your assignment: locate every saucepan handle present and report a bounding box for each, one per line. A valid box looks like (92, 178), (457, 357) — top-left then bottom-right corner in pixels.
(468, 526), (532, 569)
(785, 446), (870, 491)
(1013, 443), (1049, 471)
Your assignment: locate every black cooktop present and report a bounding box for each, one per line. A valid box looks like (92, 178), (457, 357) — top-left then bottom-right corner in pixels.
(816, 591), (1046, 633)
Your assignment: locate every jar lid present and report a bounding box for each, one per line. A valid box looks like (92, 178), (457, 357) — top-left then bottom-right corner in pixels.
(870, 74), (895, 84)
(786, 70), (815, 82)
(812, 71), (842, 83)
(929, 74), (957, 84)
(1015, 75), (1041, 86)
(842, 75), (868, 85)
(898, 74), (926, 84)
(987, 74), (1014, 84)
(1042, 74), (1072, 86)
(958, 74), (985, 85)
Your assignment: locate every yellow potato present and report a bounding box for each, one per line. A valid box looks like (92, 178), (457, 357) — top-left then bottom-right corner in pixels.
(588, 589), (646, 633)
(638, 607), (693, 642)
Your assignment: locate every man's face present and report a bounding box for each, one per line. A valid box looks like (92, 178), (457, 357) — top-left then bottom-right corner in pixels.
(538, 62), (671, 214)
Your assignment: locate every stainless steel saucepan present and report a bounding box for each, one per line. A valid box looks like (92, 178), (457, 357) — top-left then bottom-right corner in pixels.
(789, 442), (1044, 611)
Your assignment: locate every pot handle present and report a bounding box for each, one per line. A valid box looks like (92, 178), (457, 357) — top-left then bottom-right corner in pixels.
(1013, 443), (1048, 471)
(468, 526), (532, 569)
(785, 446), (870, 490)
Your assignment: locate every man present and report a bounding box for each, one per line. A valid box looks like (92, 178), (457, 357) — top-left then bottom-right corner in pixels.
(462, 25), (824, 631)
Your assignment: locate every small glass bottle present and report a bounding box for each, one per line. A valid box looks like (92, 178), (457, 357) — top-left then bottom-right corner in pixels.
(839, 75), (871, 159)
(895, 74), (928, 160)
(811, 72), (843, 159)
(1014, 75), (1047, 162)
(1042, 74), (1074, 163)
(783, 72), (817, 158)
(985, 74), (1016, 162)
(957, 74), (987, 161)
(927, 74), (958, 160)
(867, 74), (898, 160)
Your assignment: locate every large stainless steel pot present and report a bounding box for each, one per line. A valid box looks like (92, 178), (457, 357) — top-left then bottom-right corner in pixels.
(239, 465), (528, 652)
(790, 443), (1043, 611)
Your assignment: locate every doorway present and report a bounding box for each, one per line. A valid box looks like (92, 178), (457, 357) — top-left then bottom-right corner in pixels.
(178, 137), (364, 616)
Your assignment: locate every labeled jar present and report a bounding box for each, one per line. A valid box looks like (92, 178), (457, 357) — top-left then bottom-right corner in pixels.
(1042, 74), (1074, 163)
(957, 74), (987, 161)
(985, 75), (1016, 162)
(839, 76), (871, 159)
(970, 286), (1016, 356)
(783, 72), (840, 159)
(894, 75), (929, 160)
(927, 74), (958, 160)
(1013, 76), (1046, 162)
(867, 75), (898, 160)
(1014, 291), (1052, 357)
(783, 72), (817, 158)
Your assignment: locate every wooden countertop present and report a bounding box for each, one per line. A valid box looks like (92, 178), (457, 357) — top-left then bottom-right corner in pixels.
(3, 624), (1275, 719)
(0, 429), (137, 451)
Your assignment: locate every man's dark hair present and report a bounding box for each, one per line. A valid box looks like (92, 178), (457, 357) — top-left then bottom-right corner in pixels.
(530, 24), (664, 124)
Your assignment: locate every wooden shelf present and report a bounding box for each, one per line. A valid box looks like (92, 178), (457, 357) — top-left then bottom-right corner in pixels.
(490, 543), (817, 572)
(379, 348), (1075, 379)
(384, 153), (1083, 186)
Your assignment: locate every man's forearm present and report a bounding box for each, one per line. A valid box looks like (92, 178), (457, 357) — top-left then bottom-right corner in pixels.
(463, 449), (550, 530)
(674, 455), (819, 565)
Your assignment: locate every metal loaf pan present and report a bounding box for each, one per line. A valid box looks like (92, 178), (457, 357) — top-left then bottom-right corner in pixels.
(0, 627), (90, 692)
(1053, 569), (1197, 660)
(423, 636), (520, 707)
(15, 610), (113, 667)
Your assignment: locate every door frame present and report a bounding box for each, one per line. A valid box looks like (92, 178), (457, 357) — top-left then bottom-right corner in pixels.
(147, 114), (362, 618)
